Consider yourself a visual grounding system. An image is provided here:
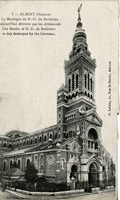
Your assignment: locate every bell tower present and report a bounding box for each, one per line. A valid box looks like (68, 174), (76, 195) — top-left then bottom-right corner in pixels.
(64, 4), (96, 110)
(57, 5), (97, 138)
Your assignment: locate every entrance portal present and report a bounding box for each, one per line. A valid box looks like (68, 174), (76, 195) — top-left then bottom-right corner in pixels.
(70, 165), (78, 181)
(88, 163), (99, 187)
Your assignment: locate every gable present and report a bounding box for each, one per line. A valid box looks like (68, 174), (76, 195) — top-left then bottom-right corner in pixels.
(85, 112), (102, 126)
(61, 137), (81, 153)
(69, 141), (81, 152)
(82, 155), (103, 166)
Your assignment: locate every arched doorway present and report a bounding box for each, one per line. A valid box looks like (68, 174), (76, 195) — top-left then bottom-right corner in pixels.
(88, 163), (99, 187)
(70, 165), (78, 181)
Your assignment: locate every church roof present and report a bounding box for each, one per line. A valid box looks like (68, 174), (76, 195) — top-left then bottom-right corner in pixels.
(2, 146), (36, 157)
(2, 136), (80, 157)
(5, 168), (24, 176)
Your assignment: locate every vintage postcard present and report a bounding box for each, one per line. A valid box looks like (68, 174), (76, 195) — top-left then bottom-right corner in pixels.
(0, 1), (119, 200)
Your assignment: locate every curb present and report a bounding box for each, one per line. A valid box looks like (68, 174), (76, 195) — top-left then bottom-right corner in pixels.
(6, 189), (28, 199)
(6, 187), (115, 199)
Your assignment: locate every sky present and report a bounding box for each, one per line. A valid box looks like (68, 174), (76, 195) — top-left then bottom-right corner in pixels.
(0, 1), (119, 162)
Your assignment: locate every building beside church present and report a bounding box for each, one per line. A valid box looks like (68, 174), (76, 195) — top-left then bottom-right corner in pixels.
(0, 6), (115, 188)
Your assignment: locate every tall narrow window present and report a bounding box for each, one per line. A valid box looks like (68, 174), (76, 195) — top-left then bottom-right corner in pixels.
(35, 138), (37, 144)
(10, 161), (12, 169)
(18, 160), (20, 169)
(3, 161), (6, 171)
(85, 74), (87, 89)
(91, 78), (92, 92)
(88, 73), (90, 90)
(39, 137), (41, 143)
(44, 135), (47, 141)
(68, 79), (71, 92)
(72, 74), (74, 90)
(76, 74), (78, 88)
(27, 159), (30, 167)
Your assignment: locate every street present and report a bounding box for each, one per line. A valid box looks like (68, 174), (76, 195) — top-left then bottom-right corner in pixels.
(0, 189), (117, 200)
(54, 191), (117, 200)
(0, 190), (16, 199)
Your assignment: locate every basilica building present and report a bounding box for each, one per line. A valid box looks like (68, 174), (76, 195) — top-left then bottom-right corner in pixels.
(0, 6), (114, 188)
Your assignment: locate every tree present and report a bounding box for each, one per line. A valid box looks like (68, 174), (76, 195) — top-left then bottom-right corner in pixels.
(25, 162), (38, 183)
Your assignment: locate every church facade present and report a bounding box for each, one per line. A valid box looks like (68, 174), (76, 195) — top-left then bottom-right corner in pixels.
(0, 6), (115, 188)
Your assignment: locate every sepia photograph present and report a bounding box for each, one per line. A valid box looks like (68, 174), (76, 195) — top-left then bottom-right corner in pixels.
(0, 1), (119, 200)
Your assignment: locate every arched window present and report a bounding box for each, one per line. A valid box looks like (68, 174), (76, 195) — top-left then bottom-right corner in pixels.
(44, 135), (47, 141)
(49, 134), (52, 139)
(9, 143), (12, 148)
(68, 79), (71, 92)
(13, 161), (17, 168)
(31, 139), (33, 145)
(39, 137), (42, 143)
(88, 128), (98, 140)
(18, 160), (20, 169)
(76, 74), (78, 88)
(88, 73), (90, 90)
(85, 74), (87, 89)
(3, 161), (6, 171)
(91, 78), (92, 92)
(27, 159), (30, 167)
(72, 74), (74, 91)
(35, 138), (37, 144)
(88, 129), (98, 150)
(3, 143), (6, 148)
(10, 160), (12, 169)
